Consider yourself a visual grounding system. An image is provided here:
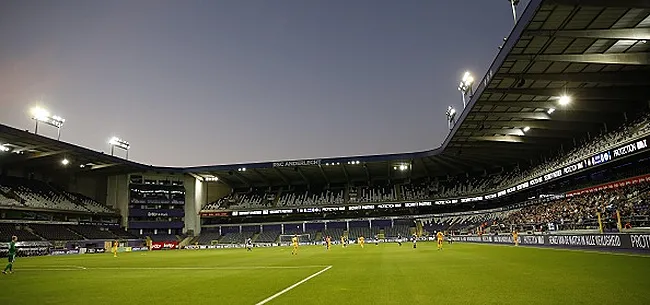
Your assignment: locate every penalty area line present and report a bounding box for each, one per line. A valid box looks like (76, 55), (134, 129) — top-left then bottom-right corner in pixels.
(255, 265), (332, 305)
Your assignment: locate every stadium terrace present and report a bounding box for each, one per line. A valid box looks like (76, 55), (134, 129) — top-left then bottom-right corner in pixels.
(1, 0), (650, 304)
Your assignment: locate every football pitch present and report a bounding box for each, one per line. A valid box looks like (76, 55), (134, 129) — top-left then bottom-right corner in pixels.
(2, 242), (649, 305)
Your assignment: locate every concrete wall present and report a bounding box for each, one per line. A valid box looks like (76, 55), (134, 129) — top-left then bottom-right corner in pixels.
(184, 175), (204, 236)
(106, 174), (129, 227)
(206, 182), (231, 204)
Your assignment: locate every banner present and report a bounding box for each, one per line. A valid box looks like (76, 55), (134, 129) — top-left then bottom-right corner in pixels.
(151, 241), (178, 250)
(455, 234), (650, 250)
(50, 249), (81, 256)
(567, 174), (650, 197)
(272, 160), (321, 167)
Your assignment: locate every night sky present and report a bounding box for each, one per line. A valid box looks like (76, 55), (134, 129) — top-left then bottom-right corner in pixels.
(0, 0), (529, 167)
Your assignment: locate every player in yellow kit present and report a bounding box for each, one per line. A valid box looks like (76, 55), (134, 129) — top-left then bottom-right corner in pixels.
(358, 236), (365, 248)
(512, 231), (519, 246)
(326, 236), (331, 250)
(291, 235), (299, 255)
(112, 240), (119, 257)
(341, 235), (346, 248)
(436, 232), (444, 250)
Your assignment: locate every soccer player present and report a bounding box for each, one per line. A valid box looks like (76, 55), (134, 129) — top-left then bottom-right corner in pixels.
(326, 236), (331, 250)
(341, 235), (346, 248)
(436, 231), (444, 250)
(246, 238), (253, 251)
(397, 234), (403, 246)
(512, 231), (519, 246)
(112, 240), (119, 257)
(291, 235), (299, 255)
(358, 236), (365, 248)
(2, 236), (17, 275)
(412, 234), (417, 249)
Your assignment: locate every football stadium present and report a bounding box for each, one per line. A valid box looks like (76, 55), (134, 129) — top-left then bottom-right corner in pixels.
(2, 0), (650, 304)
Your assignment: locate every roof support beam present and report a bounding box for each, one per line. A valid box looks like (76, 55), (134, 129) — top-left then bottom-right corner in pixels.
(341, 164), (351, 184)
(469, 112), (550, 120)
(362, 164), (371, 182)
(231, 172), (252, 188)
(295, 167), (310, 185)
(252, 169), (271, 186)
(546, 0), (650, 9)
(510, 53), (650, 65)
(525, 28), (650, 40)
(318, 165), (330, 185)
(461, 119), (599, 131)
(484, 86), (650, 100)
(496, 70), (650, 85)
(475, 100), (635, 112)
(273, 168), (291, 185)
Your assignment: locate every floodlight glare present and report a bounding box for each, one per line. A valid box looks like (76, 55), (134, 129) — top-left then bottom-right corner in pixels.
(558, 95), (571, 106)
(31, 107), (50, 121)
(30, 106), (65, 139)
(0, 145), (9, 152)
(61, 158), (70, 166)
(523, 126), (531, 132)
(547, 108), (556, 114)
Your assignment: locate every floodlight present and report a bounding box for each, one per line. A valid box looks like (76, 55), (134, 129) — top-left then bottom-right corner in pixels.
(31, 107), (50, 121)
(108, 136), (130, 159)
(30, 106), (65, 140)
(558, 95), (571, 106)
(61, 158), (70, 166)
(458, 72), (475, 108)
(0, 145), (9, 152)
(523, 126), (530, 132)
(547, 108), (556, 114)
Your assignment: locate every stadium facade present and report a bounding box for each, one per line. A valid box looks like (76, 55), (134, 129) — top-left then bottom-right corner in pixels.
(2, 0), (650, 251)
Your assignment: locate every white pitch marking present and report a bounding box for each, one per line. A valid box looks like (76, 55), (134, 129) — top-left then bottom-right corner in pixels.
(18, 265), (329, 271)
(255, 265), (332, 305)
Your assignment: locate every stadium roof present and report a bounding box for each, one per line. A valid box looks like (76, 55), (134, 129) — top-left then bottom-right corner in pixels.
(0, 124), (168, 176)
(2, 0), (650, 187)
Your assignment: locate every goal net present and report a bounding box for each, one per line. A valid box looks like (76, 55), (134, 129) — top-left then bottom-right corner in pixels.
(279, 234), (311, 245)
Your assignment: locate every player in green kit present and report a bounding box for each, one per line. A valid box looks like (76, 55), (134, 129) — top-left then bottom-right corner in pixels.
(2, 236), (17, 274)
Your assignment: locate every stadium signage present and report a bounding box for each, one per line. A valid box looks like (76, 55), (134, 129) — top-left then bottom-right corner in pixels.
(232, 210), (262, 216)
(272, 160), (321, 167)
(460, 196), (483, 203)
(612, 139), (648, 158)
(378, 203), (401, 209)
(547, 235), (621, 248)
(201, 211), (230, 217)
(484, 193), (497, 200)
(151, 241), (178, 250)
(567, 173), (650, 197)
(269, 209), (293, 214)
(322, 207), (345, 212)
(516, 182), (529, 191)
(147, 212), (169, 217)
(529, 177), (543, 186)
(587, 151), (612, 167)
(543, 170), (562, 181)
(298, 208), (321, 213)
(362, 205), (375, 210)
(630, 235), (650, 249)
(348, 205), (361, 211)
(562, 162), (584, 175)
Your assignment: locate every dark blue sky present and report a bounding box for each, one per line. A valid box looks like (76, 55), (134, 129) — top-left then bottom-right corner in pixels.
(0, 0), (528, 167)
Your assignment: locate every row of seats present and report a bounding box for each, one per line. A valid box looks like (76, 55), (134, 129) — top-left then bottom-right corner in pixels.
(0, 177), (115, 214)
(0, 223), (134, 241)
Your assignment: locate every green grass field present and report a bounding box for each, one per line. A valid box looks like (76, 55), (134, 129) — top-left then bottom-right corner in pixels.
(2, 242), (649, 305)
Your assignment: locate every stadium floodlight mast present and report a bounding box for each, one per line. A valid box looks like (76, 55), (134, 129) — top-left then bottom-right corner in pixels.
(508, 0), (520, 25)
(445, 106), (457, 130)
(108, 136), (131, 160)
(30, 106), (65, 140)
(457, 71), (474, 108)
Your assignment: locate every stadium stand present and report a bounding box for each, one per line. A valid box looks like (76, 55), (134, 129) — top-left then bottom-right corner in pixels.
(30, 224), (82, 241)
(255, 230), (280, 243)
(0, 223), (41, 241)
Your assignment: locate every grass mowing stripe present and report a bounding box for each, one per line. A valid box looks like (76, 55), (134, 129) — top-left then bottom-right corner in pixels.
(255, 265), (332, 305)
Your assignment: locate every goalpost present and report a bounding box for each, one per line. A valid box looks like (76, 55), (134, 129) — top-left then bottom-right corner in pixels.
(279, 234), (311, 245)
